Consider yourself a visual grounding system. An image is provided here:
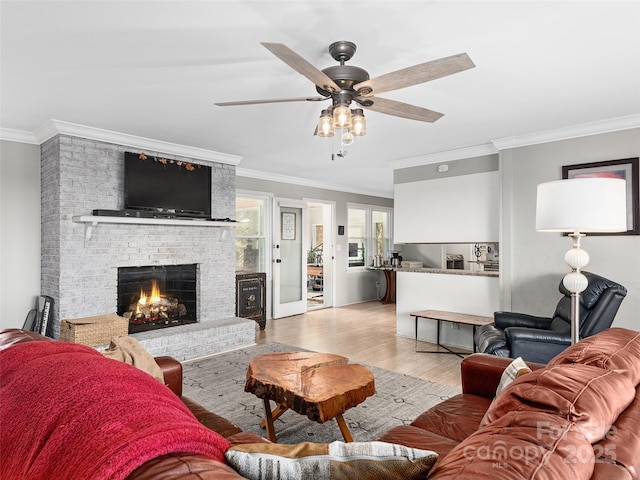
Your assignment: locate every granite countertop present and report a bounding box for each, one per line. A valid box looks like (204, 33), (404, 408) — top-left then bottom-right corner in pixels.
(367, 266), (499, 277)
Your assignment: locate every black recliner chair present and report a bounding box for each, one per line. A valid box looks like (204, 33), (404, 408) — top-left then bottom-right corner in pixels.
(474, 271), (627, 364)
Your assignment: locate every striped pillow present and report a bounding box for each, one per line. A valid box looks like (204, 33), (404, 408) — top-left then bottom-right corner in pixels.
(495, 356), (531, 395)
(225, 441), (437, 480)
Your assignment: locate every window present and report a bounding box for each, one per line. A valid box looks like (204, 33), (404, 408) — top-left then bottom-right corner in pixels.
(236, 195), (268, 272)
(347, 204), (392, 268)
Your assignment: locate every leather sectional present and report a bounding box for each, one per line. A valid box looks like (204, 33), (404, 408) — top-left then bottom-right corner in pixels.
(1, 326), (638, 479)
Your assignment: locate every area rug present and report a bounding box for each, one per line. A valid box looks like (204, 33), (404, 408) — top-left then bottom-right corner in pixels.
(182, 343), (461, 444)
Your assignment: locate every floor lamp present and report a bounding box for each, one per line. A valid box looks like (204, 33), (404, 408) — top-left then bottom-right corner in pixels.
(535, 177), (627, 344)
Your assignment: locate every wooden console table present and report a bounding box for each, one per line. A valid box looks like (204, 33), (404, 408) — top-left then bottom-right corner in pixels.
(367, 268), (396, 304)
(411, 310), (493, 357)
(380, 269), (396, 304)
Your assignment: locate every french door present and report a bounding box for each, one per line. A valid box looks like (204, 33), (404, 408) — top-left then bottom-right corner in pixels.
(272, 198), (307, 318)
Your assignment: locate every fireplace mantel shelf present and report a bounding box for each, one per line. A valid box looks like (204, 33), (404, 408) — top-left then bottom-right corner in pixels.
(73, 215), (238, 240)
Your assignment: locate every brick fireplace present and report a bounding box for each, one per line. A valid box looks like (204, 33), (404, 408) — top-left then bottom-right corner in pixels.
(40, 134), (255, 359)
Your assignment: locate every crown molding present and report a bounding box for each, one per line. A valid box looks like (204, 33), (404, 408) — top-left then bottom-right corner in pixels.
(3, 120), (242, 166)
(491, 114), (640, 150)
(236, 167), (393, 199)
(389, 143), (498, 169)
(388, 115), (640, 168)
(5, 115), (637, 189)
(0, 128), (39, 144)
(2, 119), (390, 197)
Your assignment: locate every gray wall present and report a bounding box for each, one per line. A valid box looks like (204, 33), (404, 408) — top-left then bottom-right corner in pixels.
(0, 140), (41, 328)
(4, 130), (636, 330)
(501, 128), (640, 329)
(394, 154), (498, 183)
(236, 176), (394, 307)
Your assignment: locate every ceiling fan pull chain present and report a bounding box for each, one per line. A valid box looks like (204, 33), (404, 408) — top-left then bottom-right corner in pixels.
(331, 134), (336, 161)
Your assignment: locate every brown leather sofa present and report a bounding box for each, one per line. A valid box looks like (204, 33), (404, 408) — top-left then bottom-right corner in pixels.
(3, 327), (639, 479)
(377, 327), (640, 480)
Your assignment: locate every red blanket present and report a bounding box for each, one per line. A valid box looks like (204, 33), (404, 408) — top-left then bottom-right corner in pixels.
(0, 341), (230, 480)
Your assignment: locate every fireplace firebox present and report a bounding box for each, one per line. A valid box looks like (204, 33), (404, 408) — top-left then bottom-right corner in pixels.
(117, 264), (197, 333)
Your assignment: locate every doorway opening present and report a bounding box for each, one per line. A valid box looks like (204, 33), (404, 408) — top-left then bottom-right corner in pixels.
(306, 202), (332, 311)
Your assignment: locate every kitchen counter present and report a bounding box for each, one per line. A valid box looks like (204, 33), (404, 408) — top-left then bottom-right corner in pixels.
(367, 267), (498, 278)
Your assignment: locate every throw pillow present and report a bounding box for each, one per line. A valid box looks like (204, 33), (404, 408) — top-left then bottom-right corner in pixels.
(495, 356), (531, 395)
(102, 335), (164, 383)
(225, 441), (438, 480)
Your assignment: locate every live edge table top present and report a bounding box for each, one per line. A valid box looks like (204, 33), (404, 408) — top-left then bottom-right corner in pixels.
(244, 352), (375, 442)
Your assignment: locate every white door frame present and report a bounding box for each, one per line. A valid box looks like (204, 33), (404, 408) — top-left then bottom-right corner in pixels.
(272, 198), (308, 318)
(303, 198), (335, 308)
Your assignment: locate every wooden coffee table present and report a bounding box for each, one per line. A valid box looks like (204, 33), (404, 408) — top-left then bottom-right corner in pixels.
(245, 352), (375, 443)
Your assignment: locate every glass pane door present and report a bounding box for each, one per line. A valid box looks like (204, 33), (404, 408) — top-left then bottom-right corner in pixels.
(273, 200), (306, 318)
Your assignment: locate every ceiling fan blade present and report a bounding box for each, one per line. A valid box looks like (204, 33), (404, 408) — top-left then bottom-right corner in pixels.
(261, 42), (341, 93)
(362, 96), (444, 123)
(215, 96), (327, 107)
(354, 53), (475, 96)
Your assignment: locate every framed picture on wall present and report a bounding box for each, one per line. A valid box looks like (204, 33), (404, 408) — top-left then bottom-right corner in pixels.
(562, 157), (639, 235)
(281, 212), (296, 240)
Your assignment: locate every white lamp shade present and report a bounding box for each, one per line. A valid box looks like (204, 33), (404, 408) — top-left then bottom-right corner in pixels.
(536, 178), (627, 232)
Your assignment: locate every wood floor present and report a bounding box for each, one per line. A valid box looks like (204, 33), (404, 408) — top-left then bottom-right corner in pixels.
(256, 301), (464, 388)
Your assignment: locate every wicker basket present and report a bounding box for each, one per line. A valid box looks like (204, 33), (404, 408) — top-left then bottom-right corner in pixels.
(60, 313), (129, 346)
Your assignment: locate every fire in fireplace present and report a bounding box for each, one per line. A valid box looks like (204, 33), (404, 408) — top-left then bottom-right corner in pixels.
(118, 264), (197, 334)
(129, 278), (186, 323)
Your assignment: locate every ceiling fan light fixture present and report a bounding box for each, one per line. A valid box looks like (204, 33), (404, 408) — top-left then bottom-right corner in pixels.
(350, 108), (366, 136)
(333, 105), (352, 128)
(317, 109), (334, 137)
(227, 41), (475, 145)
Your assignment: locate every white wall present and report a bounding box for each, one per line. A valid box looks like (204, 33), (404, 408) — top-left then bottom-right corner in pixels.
(501, 128), (640, 329)
(396, 271), (500, 349)
(1, 140), (41, 328)
(394, 170), (500, 243)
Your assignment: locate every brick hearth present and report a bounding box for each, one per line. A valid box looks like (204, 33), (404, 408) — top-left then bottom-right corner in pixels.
(40, 134), (255, 359)
(133, 318), (255, 362)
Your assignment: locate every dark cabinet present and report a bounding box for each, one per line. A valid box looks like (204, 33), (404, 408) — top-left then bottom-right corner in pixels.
(236, 272), (266, 329)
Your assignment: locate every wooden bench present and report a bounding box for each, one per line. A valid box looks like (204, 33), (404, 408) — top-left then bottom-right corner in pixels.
(410, 310), (493, 358)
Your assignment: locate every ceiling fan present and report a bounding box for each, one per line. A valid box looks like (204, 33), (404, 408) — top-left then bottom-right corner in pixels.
(215, 41), (475, 135)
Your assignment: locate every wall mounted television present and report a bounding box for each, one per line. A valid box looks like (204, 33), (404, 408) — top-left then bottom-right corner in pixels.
(124, 151), (212, 219)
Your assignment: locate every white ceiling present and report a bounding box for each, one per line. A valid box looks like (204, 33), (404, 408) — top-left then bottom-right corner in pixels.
(2, 1), (639, 197)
